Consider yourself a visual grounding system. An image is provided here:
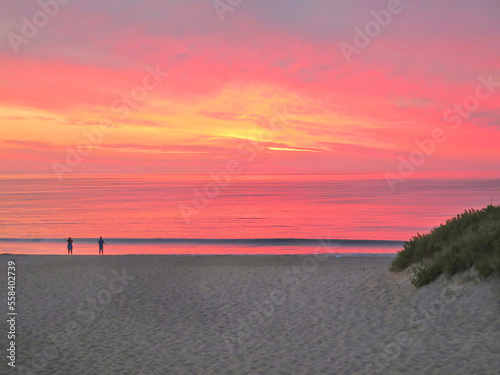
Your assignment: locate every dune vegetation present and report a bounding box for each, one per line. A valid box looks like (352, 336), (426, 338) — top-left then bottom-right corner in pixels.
(390, 205), (500, 287)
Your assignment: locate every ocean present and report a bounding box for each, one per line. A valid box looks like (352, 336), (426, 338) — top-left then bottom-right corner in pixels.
(0, 172), (498, 255)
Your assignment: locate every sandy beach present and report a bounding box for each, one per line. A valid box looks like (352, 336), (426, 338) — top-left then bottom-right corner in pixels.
(3, 254), (499, 375)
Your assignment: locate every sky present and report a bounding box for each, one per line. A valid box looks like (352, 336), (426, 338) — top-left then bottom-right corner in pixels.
(1, 0), (499, 175)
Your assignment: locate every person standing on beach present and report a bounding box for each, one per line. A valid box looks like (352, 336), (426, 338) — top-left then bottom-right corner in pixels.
(67, 237), (73, 255)
(98, 236), (106, 255)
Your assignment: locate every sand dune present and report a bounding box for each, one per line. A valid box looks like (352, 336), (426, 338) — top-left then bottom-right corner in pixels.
(3, 255), (499, 374)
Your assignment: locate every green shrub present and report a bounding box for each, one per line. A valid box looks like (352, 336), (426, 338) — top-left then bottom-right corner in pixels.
(390, 205), (500, 287)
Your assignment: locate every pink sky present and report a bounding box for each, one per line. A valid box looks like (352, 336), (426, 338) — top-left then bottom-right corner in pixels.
(1, 0), (499, 174)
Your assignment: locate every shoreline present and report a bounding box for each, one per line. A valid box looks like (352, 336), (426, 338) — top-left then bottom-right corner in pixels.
(0, 253), (397, 257)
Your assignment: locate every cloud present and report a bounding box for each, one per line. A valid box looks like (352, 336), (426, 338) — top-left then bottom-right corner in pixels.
(2, 140), (55, 149)
(1, 0), (500, 173)
(95, 143), (230, 154)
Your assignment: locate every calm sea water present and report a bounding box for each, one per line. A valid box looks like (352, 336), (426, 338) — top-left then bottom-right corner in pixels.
(0, 172), (498, 255)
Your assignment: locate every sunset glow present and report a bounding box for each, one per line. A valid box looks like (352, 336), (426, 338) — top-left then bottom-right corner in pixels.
(2, 0), (499, 175)
(3, 4), (499, 373)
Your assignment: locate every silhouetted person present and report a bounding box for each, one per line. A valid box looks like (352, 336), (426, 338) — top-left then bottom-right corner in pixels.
(98, 237), (106, 255)
(67, 237), (73, 255)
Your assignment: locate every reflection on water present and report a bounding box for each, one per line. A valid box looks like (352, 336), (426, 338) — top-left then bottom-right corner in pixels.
(0, 242), (401, 256)
(0, 172), (498, 254)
